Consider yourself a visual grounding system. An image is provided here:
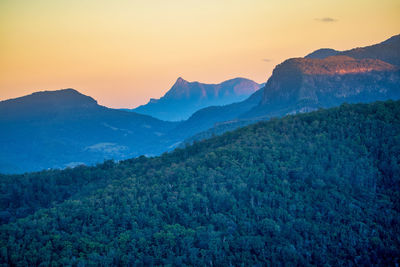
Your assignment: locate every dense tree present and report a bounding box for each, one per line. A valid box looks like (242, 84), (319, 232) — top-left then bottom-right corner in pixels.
(0, 100), (400, 266)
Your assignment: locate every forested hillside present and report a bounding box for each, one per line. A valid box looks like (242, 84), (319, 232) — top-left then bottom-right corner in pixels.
(1, 100), (399, 266)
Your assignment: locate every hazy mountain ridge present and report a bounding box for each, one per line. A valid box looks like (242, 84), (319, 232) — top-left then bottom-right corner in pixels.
(133, 77), (261, 121)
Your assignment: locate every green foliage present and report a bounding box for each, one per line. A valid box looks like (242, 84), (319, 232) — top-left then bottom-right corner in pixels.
(1, 100), (400, 266)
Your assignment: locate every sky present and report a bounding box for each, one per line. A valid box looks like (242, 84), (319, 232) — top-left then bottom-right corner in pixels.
(0, 0), (399, 108)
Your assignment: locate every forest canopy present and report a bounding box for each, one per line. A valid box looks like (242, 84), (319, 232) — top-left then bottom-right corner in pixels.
(1, 100), (399, 266)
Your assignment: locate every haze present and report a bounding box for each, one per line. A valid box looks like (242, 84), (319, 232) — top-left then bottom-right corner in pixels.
(0, 0), (399, 108)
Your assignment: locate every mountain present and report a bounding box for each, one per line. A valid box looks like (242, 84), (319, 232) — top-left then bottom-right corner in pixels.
(132, 77), (261, 121)
(245, 55), (400, 118)
(306, 34), (400, 66)
(0, 89), (178, 173)
(1, 100), (399, 266)
(0, 89), (98, 116)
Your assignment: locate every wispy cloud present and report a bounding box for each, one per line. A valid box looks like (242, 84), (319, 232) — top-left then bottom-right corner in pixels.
(315, 17), (338, 23)
(262, 58), (272, 62)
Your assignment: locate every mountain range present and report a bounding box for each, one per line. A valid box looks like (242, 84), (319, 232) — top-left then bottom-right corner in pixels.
(0, 34), (399, 174)
(132, 77), (262, 121)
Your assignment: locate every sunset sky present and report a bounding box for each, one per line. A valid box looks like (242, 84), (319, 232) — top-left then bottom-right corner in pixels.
(1, 0), (399, 108)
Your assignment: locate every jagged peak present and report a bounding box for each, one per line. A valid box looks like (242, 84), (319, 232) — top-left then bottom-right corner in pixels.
(174, 77), (189, 85)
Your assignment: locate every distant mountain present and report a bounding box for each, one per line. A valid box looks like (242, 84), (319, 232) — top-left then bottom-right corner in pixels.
(306, 34), (400, 66)
(0, 89), (177, 173)
(132, 77), (261, 121)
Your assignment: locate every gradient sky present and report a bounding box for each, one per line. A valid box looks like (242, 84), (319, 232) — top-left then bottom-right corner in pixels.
(1, 0), (399, 108)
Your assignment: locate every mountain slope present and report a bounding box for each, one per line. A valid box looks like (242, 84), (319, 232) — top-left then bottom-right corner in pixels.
(0, 89), (178, 173)
(1, 100), (399, 266)
(133, 77), (261, 121)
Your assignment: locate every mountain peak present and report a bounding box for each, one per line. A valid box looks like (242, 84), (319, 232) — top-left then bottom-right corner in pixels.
(0, 88), (99, 116)
(28, 88), (98, 106)
(175, 77), (189, 85)
(305, 48), (340, 59)
(30, 88), (87, 98)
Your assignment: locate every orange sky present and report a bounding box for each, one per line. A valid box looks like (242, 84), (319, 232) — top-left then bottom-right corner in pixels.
(0, 0), (399, 108)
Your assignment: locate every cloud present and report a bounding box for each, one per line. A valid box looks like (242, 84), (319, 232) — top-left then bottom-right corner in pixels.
(315, 17), (337, 23)
(262, 58), (272, 62)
